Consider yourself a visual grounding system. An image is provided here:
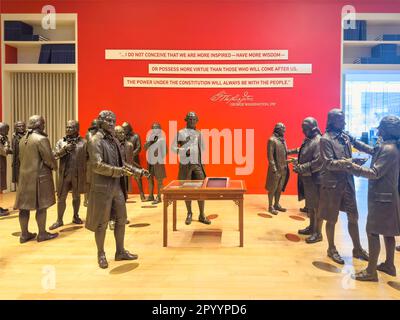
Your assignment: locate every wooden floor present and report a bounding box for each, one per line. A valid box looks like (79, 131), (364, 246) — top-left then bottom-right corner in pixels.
(1, 182), (400, 299)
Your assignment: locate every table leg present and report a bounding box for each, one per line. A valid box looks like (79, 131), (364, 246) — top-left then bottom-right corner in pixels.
(239, 199), (244, 247)
(163, 199), (168, 247)
(173, 200), (177, 231)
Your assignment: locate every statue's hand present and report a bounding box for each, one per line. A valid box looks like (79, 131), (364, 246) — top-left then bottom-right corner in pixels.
(141, 169), (151, 178)
(293, 165), (300, 174)
(336, 159), (353, 170)
(353, 158), (368, 166)
(64, 143), (75, 152)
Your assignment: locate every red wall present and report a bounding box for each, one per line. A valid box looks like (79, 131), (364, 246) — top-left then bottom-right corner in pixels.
(1, 0), (399, 194)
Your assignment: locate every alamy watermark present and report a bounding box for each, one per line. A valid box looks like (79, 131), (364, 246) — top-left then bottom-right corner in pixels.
(145, 120), (254, 175)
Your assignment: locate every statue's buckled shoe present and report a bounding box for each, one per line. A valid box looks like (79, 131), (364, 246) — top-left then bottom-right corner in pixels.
(72, 216), (83, 225)
(19, 232), (37, 244)
(298, 225), (312, 235)
(274, 204), (287, 212)
(143, 196), (155, 202)
(49, 220), (63, 230)
(268, 206), (278, 215)
(327, 249), (345, 265)
(185, 213), (192, 225)
(0, 207), (10, 217)
(352, 269), (378, 282)
(152, 197), (162, 205)
(98, 253), (108, 269)
(198, 215), (211, 225)
(377, 263), (396, 277)
(115, 250), (138, 261)
(305, 233), (322, 244)
(353, 248), (369, 261)
(37, 232), (59, 242)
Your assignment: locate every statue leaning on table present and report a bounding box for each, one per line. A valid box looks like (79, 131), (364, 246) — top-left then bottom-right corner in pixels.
(293, 117), (324, 244)
(14, 115), (59, 243)
(0, 122), (12, 216)
(338, 115), (400, 282)
(11, 121), (26, 187)
(85, 110), (149, 269)
(144, 122), (167, 205)
(49, 120), (87, 230)
(265, 122), (298, 215)
(171, 111), (210, 225)
(318, 108), (368, 265)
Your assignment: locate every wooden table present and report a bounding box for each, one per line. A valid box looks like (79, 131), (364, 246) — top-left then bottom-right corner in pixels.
(161, 179), (247, 247)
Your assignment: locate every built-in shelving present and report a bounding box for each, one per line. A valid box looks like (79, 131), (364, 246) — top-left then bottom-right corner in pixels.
(341, 13), (400, 74)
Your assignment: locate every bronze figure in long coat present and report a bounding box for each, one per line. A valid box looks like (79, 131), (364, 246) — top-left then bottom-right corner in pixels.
(265, 122), (298, 215)
(341, 116), (400, 282)
(294, 117), (323, 243)
(85, 110), (148, 269)
(49, 120), (87, 230)
(11, 121), (26, 184)
(0, 122), (12, 216)
(318, 108), (368, 265)
(14, 115), (59, 243)
(144, 122), (167, 204)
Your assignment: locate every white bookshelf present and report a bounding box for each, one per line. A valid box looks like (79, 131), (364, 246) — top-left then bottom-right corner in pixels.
(1, 12), (78, 110)
(1, 13), (78, 192)
(340, 13), (400, 106)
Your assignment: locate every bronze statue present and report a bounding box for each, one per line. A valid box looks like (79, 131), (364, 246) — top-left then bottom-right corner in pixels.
(85, 110), (149, 269)
(14, 115), (59, 243)
(319, 108), (368, 264)
(49, 120), (87, 230)
(265, 123), (298, 215)
(338, 116), (400, 281)
(144, 122), (166, 204)
(115, 126), (131, 192)
(11, 121), (26, 186)
(0, 122), (12, 216)
(172, 112), (210, 225)
(121, 122), (145, 200)
(84, 119), (98, 207)
(109, 125), (132, 230)
(293, 117), (324, 243)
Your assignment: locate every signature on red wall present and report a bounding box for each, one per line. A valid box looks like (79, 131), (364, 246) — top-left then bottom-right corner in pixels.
(210, 90), (276, 107)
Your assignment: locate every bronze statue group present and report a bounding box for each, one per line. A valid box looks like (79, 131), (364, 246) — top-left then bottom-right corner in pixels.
(0, 110), (210, 269)
(0, 108), (399, 281)
(266, 108), (400, 282)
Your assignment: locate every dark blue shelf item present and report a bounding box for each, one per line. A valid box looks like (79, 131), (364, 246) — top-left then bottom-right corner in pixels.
(371, 44), (397, 58)
(38, 44), (75, 64)
(4, 21), (33, 41)
(376, 34), (400, 41)
(357, 56), (400, 64)
(344, 20), (367, 40)
(38, 44), (52, 63)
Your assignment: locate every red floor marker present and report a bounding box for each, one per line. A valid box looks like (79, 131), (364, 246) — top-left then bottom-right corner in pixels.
(258, 213), (273, 218)
(289, 215), (305, 221)
(285, 233), (301, 242)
